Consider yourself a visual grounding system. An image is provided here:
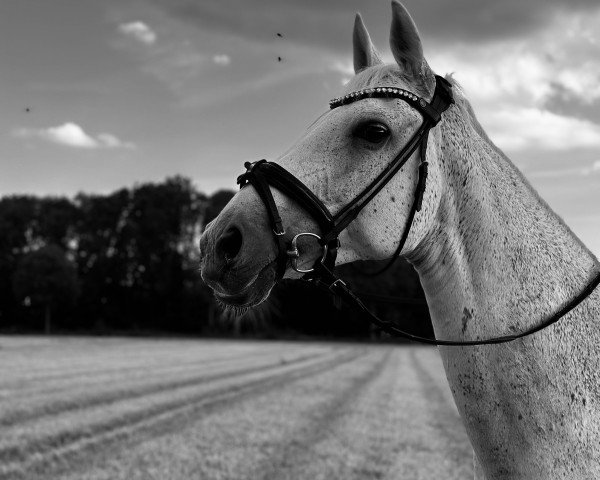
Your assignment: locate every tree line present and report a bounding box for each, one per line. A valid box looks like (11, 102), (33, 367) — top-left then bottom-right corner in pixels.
(0, 176), (432, 340)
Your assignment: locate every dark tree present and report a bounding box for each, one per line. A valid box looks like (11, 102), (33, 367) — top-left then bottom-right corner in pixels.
(0, 176), (430, 339)
(12, 245), (80, 334)
(0, 196), (38, 326)
(36, 197), (80, 249)
(72, 177), (208, 332)
(73, 188), (132, 330)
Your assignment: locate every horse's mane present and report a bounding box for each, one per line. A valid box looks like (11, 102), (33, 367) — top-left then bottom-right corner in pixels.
(445, 75), (511, 162)
(445, 76), (586, 247)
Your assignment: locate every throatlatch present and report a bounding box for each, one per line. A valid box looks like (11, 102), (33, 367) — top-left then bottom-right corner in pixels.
(236, 75), (600, 346)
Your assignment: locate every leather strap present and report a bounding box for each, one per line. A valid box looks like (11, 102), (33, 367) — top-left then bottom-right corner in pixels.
(317, 264), (600, 346)
(237, 161), (288, 277)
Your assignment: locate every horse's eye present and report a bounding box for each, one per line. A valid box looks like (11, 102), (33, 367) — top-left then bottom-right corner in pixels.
(354, 123), (390, 144)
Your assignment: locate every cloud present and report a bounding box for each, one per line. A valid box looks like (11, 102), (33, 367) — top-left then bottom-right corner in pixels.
(405, 0), (600, 43)
(96, 133), (135, 149)
(130, 0), (600, 143)
(150, 0), (600, 52)
(44, 123), (97, 148)
(422, 7), (600, 153)
(527, 167), (586, 179)
(553, 64), (600, 105)
(212, 54), (231, 66)
(482, 108), (600, 151)
(14, 122), (135, 149)
(582, 160), (600, 175)
(527, 162), (600, 178)
(118, 21), (157, 45)
(131, 13), (344, 109)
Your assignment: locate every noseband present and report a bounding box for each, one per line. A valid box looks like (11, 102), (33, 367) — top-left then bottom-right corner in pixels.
(236, 75), (600, 346)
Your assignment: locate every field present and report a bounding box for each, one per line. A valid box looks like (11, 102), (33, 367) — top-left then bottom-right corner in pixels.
(0, 336), (473, 479)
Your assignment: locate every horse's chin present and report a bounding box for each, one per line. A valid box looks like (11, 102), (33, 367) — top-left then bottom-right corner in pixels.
(212, 260), (277, 311)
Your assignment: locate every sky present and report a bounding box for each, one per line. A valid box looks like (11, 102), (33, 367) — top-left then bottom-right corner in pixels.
(0, 0), (599, 256)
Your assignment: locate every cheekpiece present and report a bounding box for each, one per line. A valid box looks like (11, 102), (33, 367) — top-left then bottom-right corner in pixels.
(329, 86), (423, 110)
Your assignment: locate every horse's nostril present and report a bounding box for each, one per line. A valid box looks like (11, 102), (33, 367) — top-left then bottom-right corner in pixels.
(216, 226), (243, 261)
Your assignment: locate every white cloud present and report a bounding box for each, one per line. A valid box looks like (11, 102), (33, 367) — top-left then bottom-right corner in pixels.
(48, 122), (97, 148)
(483, 108), (600, 151)
(212, 54), (231, 66)
(139, 27), (345, 108)
(118, 21), (157, 45)
(582, 160), (600, 175)
(330, 60), (353, 77)
(330, 60), (353, 85)
(555, 63), (600, 104)
(423, 9), (600, 154)
(96, 132), (135, 149)
(526, 167), (584, 179)
(13, 122), (135, 149)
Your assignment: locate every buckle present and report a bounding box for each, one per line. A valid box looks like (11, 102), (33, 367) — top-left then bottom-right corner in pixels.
(287, 232), (329, 274)
(238, 160), (268, 186)
(328, 278), (347, 293)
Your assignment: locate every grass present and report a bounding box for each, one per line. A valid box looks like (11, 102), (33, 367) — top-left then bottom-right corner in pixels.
(0, 336), (474, 479)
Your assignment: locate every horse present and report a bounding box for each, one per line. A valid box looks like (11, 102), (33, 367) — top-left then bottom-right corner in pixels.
(199, 2), (600, 478)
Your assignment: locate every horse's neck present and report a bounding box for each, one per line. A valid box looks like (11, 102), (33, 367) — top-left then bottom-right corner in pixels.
(407, 104), (600, 476)
(410, 107), (598, 342)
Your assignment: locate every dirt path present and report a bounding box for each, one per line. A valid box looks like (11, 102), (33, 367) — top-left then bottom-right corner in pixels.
(0, 338), (473, 480)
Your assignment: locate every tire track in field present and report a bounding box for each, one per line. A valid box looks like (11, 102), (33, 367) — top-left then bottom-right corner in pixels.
(1, 345), (287, 393)
(5, 343), (296, 388)
(0, 347), (368, 480)
(1, 344), (303, 401)
(0, 349), (333, 428)
(0, 348), (349, 462)
(250, 348), (393, 480)
(408, 349), (474, 467)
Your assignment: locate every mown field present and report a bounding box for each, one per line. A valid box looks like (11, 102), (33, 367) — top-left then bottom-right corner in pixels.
(0, 336), (473, 479)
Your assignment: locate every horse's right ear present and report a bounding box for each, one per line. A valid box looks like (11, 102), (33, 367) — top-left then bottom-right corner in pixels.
(389, 1), (425, 75)
(353, 13), (382, 74)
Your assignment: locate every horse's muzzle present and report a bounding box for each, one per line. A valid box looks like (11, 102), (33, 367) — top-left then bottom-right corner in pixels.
(199, 211), (278, 307)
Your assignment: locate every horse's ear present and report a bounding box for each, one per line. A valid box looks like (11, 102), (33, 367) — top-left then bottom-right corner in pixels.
(389, 1), (425, 75)
(353, 13), (382, 74)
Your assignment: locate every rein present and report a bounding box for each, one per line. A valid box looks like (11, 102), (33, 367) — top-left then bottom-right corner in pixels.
(236, 75), (600, 346)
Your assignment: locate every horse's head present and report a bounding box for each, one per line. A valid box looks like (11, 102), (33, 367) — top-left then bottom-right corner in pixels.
(200, 1), (448, 309)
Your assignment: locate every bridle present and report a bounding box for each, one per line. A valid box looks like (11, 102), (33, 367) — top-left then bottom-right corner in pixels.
(236, 75), (600, 346)
(238, 76), (453, 278)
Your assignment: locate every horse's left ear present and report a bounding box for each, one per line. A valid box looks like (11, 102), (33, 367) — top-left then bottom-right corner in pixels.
(353, 13), (383, 74)
(389, 1), (425, 75)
